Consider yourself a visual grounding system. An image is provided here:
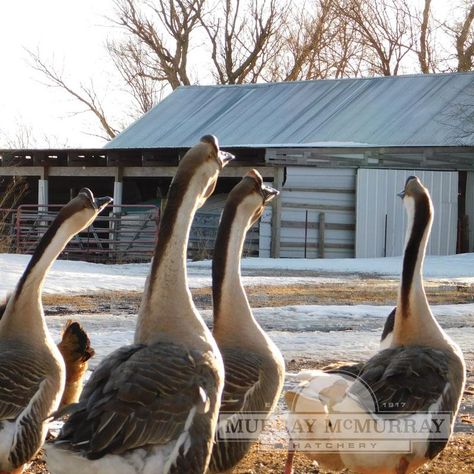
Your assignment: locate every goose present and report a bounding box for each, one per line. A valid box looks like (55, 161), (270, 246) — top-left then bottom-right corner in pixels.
(0, 188), (111, 474)
(46, 135), (234, 474)
(208, 170), (285, 472)
(0, 307), (95, 411)
(284, 176), (466, 474)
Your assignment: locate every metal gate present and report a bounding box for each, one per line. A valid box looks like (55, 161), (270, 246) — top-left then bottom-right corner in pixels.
(12, 204), (160, 263)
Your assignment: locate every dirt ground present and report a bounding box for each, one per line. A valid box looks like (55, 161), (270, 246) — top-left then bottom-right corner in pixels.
(27, 276), (473, 473)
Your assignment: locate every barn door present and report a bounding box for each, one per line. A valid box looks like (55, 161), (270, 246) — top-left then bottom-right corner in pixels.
(356, 169), (458, 257)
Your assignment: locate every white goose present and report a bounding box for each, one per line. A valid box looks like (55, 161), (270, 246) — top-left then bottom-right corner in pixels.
(46, 135), (233, 474)
(0, 188), (111, 474)
(208, 170), (285, 472)
(285, 176), (466, 474)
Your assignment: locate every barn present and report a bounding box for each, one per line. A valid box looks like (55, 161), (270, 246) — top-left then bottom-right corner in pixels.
(1, 72), (474, 260)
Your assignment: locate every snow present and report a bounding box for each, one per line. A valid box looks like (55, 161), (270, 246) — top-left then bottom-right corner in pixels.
(0, 252), (473, 365)
(44, 304), (474, 371)
(2, 252), (474, 300)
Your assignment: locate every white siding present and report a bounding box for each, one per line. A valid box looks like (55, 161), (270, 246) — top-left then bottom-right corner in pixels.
(259, 207), (272, 257)
(356, 169), (458, 257)
(280, 167), (356, 258)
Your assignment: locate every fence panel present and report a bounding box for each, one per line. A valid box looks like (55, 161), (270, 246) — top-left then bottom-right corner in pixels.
(10, 204), (159, 263)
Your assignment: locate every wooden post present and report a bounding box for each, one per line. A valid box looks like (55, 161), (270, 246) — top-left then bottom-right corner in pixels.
(319, 212), (325, 258)
(270, 166), (284, 258)
(111, 167), (123, 257)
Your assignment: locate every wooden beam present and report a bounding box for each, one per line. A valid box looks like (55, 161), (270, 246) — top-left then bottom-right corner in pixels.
(0, 165), (274, 179)
(283, 202), (355, 212)
(0, 167), (44, 177)
(319, 212), (325, 258)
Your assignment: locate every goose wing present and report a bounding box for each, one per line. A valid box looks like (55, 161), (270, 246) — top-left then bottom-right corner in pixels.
(0, 344), (48, 420)
(54, 342), (220, 460)
(349, 346), (453, 414)
(348, 346), (465, 458)
(219, 348), (264, 414)
(0, 343), (58, 467)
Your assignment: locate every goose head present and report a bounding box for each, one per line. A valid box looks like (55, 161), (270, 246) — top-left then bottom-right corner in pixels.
(398, 176), (433, 246)
(228, 169), (279, 229)
(176, 135), (234, 208)
(60, 188), (113, 234)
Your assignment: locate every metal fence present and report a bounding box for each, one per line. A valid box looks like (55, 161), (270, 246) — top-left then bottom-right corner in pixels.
(0, 204), (159, 263)
(0, 204), (261, 263)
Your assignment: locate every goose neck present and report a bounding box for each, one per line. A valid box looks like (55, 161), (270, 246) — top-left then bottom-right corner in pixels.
(213, 210), (264, 347)
(134, 179), (206, 345)
(1, 220), (76, 337)
(393, 196), (447, 348)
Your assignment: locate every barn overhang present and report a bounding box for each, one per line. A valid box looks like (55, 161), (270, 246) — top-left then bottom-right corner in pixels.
(265, 146), (474, 170)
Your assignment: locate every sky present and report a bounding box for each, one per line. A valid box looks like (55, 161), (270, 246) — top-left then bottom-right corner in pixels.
(0, 0), (464, 149)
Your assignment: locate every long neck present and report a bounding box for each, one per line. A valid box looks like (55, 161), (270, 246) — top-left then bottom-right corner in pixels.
(0, 221), (74, 338)
(213, 207), (269, 350)
(134, 176), (208, 346)
(393, 196), (447, 348)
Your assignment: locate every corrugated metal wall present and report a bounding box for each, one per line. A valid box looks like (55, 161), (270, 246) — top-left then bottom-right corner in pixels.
(356, 169), (458, 257)
(279, 167), (356, 258)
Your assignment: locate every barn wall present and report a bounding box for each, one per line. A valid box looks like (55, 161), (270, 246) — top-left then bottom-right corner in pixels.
(356, 169), (458, 257)
(466, 172), (474, 252)
(279, 167), (356, 258)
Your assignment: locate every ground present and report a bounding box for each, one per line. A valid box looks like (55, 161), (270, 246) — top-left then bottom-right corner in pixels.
(27, 274), (473, 473)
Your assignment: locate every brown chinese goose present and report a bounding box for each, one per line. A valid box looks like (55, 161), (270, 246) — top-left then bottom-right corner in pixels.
(209, 170), (285, 472)
(0, 188), (111, 474)
(46, 136), (233, 474)
(284, 176), (465, 474)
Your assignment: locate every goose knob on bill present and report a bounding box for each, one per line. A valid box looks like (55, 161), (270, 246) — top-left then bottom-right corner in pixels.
(284, 176), (466, 474)
(208, 170), (285, 473)
(0, 188), (111, 474)
(46, 135), (234, 474)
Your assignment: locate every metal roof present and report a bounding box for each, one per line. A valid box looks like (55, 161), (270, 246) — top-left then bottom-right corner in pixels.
(105, 73), (474, 149)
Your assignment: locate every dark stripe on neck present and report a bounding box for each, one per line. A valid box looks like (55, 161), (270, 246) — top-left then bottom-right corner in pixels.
(0, 295), (9, 320)
(381, 307), (396, 341)
(400, 193), (431, 317)
(212, 196), (239, 319)
(14, 209), (71, 299)
(149, 162), (200, 279)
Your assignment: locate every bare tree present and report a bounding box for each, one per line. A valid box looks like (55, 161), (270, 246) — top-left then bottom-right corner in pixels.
(455, 3), (474, 71)
(27, 50), (120, 140)
(336, 0), (417, 76)
(197, 0), (286, 84)
(417, 0), (432, 73)
(107, 38), (164, 115)
(268, 0), (371, 81)
(110, 0), (205, 89)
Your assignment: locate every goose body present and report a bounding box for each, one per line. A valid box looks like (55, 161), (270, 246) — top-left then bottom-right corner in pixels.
(46, 136), (233, 474)
(285, 176), (465, 474)
(209, 170), (285, 472)
(0, 189), (111, 473)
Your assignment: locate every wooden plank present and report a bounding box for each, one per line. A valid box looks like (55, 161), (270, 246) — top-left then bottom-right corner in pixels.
(280, 241), (353, 250)
(0, 166), (44, 177)
(280, 220), (355, 231)
(319, 212), (325, 258)
(282, 187), (355, 194)
(283, 202), (355, 212)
